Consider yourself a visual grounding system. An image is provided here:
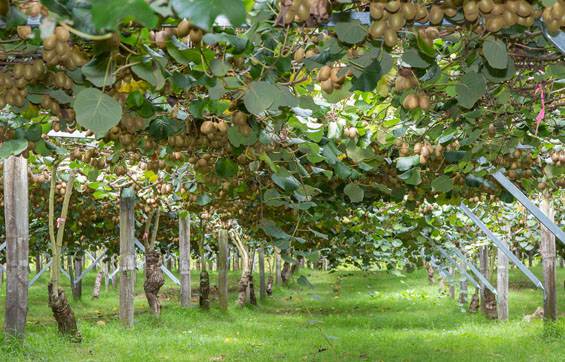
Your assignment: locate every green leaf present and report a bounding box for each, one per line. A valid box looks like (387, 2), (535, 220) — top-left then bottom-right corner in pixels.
(171, 0), (246, 32)
(344, 183), (364, 203)
(0, 139), (28, 159)
(243, 81), (278, 115)
(402, 48), (430, 69)
(483, 38), (508, 70)
(132, 61), (165, 90)
(456, 71), (486, 109)
(210, 59), (231, 77)
(335, 20), (367, 44)
(227, 126), (257, 147)
(399, 167), (422, 185)
(74, 88), (122, 138)
(431, 175), (453, 193)
(91, 0), (158, 30)
(260, 219), (290, 240)
(396, 156), (420, 172)
(351, 59), (381, 92)
(82, 56), (116, 88)
(215, 158), (238, 178)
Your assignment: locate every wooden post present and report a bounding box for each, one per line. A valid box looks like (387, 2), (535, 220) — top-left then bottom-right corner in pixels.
(258, 247), (266, 300)
(179, 213), (192, 307)
(540, 195), (556, 321)
(119, 188), (136, 328)
(72, 254), (82, 301)
(275, 248), (282, 285)
(479, 246), (489, 315)
(3, 156), (29, 338)
(217, 229), (229, 311)
(497, 231), (509, 321)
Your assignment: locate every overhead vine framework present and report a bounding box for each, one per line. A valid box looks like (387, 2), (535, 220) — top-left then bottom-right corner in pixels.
(0, 0), (562, 341)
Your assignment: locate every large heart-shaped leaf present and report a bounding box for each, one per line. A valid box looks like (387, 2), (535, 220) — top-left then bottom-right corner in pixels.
(455, 72), (486, 109)
(171, 0), (246, 31)
(74, 88), (122, 138)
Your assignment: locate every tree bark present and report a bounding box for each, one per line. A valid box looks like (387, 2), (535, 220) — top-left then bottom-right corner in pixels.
(266, 275), (273, 296)
(218, 229), (229, 311)
(540, 195), (556, 321)
(179, 213), (192, 307)
(258, 247), (266, 300)
(497, 232), (509, 321)
(119, 188), (136, 328)
(199, 271), (210, 309)
(47, 164), (80, 340)
(71, 254), (82, 301)
(144, 250), (164, 315)
(92, 271), (103, 299)
(3, 156), (29, 339)
(479, 246), (489, 316)
(458, 261), (468, 305)
(281, 261), (291, 284)
(35, 253), (41, 274)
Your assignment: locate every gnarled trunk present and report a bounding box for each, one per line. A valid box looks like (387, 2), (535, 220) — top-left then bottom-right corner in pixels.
(281, 261), (292, 284)
(48, 283), (81, 342)
(266, 275), (273, 296)
(199, 270), (210, 309)
(144, 250), (165, 315)
(468, 291), (479, 313)
(483, 288), (497, 319)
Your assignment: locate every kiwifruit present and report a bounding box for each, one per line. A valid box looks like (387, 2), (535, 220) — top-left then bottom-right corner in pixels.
(546, 19), (560, 33)
(401, 3), (417, 20)
(317, 65), (332, 82)
(29, 2), (42, 17)
(54, 26), (70, 42)
(491, 3), (504, 15)
(215, 120), (228, 133)
(415, 5), (429, 21)
(418, 93), (430, 110)
(478, 0), (494, 13)
(200, 120), (215, 134)
(502, 10), (518, 27)
(189, 28), (203, 43)
(32, 59), (45, 76)
(294, 47), (305, 62)
(429, 5), (444, 25)
(552, 2), (565, 18)
(330, 67), (345, 84)
(515, 0), (532, 17)
(233, 111), (248, 126)
(305, 48), (318, 58)
(383, 29), (398, 47)
(320, 79), (333, 93)
(17, 25), (32, 39)
(389, 12), (406, 30)
(370, 2), (385, 20)
(486, 16), (504, 32)
(394, 76), (411, 91)
(419, 154), (427, 165)
(296, 3), (310, 21)
(385, 0), (401, 13)
(176, 19), (191, 37)
(369, 21), (387, 38)
(13, 63), (24, 78)
(402, 94), (419, 110)
(444, 7), (458, 18)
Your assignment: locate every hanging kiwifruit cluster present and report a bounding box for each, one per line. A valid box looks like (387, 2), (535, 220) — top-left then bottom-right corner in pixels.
(277, 0), (331, 26)
(412, 142), (444, 165)
(369, 1), (429, 47)
(293, 46), (319, 62)
(232, 111), (252, 135)
(151, 20), (204, 49)
(542, 0), (565, 33)
(189, 152), (214, 170)
(0, 60), (45, 108)
(394, 68), (418, 92)
(401, 92), (430, 111)
(343, 126), (358, 139)
(42, 26), (86, 69)
(317, 65), (346, 94)
(200, 119), (229, 146)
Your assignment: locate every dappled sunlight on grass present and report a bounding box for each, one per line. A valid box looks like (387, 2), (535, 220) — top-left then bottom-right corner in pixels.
(1, 266), (563, 361)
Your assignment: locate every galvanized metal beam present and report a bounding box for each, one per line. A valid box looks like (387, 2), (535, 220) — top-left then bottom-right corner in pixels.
(0, 241), (5, 252)
(492, 170), (565, 245)
(460, 203), (544, 291)
(437, 247), (481, 290)
(448, 246), (497, 296)
(73, 248), (108, 286)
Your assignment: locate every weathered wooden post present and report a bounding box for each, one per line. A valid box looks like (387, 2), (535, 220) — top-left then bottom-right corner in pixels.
(119, 188), (136, 328)
(179, 212), (192, 307)
(497, 232), (509, 321)
(258, 247), (266, 300)
(479, 246), (488, 315)
(540, 195), (556, 321)
(3, 156), (29, 338)
(218, 229), (229, 311)
(459, 260), (468, 305)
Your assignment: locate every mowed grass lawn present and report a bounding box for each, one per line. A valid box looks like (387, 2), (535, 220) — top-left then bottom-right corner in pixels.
(1, 265), (564, 362)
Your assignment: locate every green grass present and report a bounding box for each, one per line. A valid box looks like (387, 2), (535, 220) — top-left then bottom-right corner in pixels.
(0, 265), (564, 361)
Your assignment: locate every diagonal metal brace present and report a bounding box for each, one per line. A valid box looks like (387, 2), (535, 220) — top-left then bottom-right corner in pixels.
(0, 242), (5, 252)
(73, 248), (108, 286)
(492, 170), (565, 245)
(437, 247), (481, 290)
(448, 247), (497, 296)
(460, 203), (544, 291)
